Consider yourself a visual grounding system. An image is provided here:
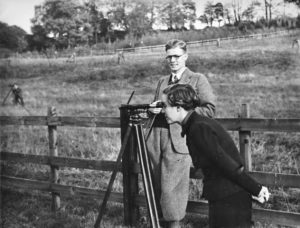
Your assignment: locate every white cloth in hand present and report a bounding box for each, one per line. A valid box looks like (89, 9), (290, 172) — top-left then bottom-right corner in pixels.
(252, 186), (270, 203)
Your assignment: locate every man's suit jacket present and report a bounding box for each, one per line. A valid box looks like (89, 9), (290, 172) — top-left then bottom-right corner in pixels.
(182, 111), (262, 201)
(153, 68), (216, 154)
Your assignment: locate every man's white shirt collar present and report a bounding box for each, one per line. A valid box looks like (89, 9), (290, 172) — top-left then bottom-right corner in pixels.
(171, 67), (186, 82)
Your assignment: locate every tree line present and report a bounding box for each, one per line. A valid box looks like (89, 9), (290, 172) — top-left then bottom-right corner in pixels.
(0, 0), (299, 56)
(29, 0), (198, 50)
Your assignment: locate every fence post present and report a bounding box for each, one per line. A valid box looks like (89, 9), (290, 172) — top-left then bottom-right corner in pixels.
(47, 106), (60, 211)
(120, 106), (139, 226)
(216, 38), (221, 47)
(239, 104), (252, 171)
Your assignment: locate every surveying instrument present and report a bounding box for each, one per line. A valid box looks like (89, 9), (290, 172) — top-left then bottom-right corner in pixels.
(94, 102), (163, 228)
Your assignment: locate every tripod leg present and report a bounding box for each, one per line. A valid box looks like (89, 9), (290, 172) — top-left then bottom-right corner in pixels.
(94, 124), (133, 228)
(2, 89), (12, 105)
(140, 125), (160, 227)
(143, 114), (161, 214)
(135, 124), (160, 228)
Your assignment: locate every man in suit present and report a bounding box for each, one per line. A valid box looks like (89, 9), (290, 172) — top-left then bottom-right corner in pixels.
(147, 39), (216, 228)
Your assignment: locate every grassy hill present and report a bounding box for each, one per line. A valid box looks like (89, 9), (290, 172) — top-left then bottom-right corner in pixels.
(1, 33), (300, 227)
(1, 33), (299, 118)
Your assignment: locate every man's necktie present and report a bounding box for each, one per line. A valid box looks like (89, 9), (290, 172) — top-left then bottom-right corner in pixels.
(173, 74), (179, 83)
(169, 74), (179, 85)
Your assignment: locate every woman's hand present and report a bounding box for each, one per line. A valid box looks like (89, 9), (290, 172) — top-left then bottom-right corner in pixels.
(148, 100), (162, 114)
(252, 186), (270, 203)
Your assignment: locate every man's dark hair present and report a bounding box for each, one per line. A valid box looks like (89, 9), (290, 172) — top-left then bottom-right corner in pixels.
(165, 39), (187, 52)
(163, 84), (201, 111)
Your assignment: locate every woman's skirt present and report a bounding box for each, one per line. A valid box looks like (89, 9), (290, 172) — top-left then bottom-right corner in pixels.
(208, 190), (253, 228)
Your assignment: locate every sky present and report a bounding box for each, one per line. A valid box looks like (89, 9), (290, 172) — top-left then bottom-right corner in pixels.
(0, 0), (299, 34)
(0, 0), (44, 33)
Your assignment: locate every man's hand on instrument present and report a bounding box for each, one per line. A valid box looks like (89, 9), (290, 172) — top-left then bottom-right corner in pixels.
(252, 186), (270, 203)
(148, 100), (162, 114)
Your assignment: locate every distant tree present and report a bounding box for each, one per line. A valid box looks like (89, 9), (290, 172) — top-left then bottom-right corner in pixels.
(223, 7), (233, 25)
(107, 2), (128, 31)
(78, 4), (94, 46)
(200, 2), (223, 27)
(284, 0), (300, 7)
(27, 24), (54, 51)
(232, 0), (242, 24)
(242, 1), (261, 21)
(264, 0), (269, 22)
(99, 17), (112, 42)
(182, 0), (197, 29)
(127, 2), (152, 39)
(9, 26), (28, 51)
(31, 0), (93, 48)
(269, 0), (273, 21)
(0, 22), (28, 52)
(159, 1), (185, 30)
(84, 0), (102, 44)
(92, 0), (155, 43)
(267, 0), (283, 23)
(203, 1), (215, 27)
(156, 0), (196, 30)
(199, 14), (209, 26)
(222, 3), (234, 25)
(263, 0), (282, 26)
(214, 3), (224, 27)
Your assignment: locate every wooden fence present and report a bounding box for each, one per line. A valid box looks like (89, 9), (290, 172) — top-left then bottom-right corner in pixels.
(1, 104), (300, 227)
(116, 29), (299, 53)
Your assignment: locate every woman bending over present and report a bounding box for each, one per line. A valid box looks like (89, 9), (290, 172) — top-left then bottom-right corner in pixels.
(161, 84), (270, 228)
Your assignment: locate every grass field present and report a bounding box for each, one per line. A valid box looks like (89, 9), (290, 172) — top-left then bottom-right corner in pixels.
(1, 33), (300, 227)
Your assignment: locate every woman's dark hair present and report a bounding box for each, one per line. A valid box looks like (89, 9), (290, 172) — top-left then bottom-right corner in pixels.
(163, 84), (201, 111)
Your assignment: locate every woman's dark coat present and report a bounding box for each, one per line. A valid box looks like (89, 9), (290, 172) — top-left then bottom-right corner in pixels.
(181, 111), (261, 201)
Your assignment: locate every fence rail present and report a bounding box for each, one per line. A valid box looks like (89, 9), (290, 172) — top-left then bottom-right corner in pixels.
(0, 151), (118, 172)
(1, 104), (300, 227)
(2, 151), (300, 189)
(0, 116), (120, 128)
(116, 29), (299, 53)
(1, 116), (299, 131)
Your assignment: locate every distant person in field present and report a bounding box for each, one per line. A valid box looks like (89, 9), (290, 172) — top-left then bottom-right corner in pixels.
(117, 50), (125, 64)
(11, 84), (24, 106)
(66, 52), (76, 63)
(292, 39), (299, 51)
(161, 84), (270, 228)
(146, 39), (216, 228)
(54, 50), (58, 59)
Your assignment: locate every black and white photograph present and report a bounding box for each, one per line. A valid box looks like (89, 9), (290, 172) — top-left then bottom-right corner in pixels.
(0, 0), (299, 227)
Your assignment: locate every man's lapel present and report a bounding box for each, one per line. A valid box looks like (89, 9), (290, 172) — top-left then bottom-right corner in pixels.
(179, 68), (192, 84)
